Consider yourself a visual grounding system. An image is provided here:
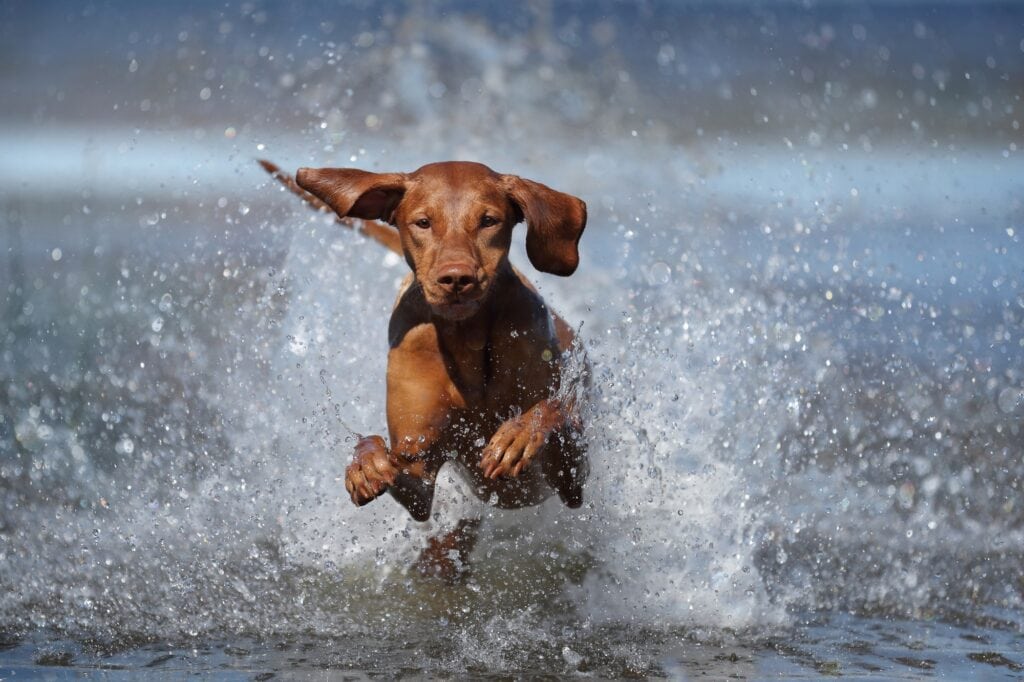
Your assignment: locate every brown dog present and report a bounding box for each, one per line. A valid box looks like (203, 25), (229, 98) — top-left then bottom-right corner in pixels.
(263, 160), (589, 577)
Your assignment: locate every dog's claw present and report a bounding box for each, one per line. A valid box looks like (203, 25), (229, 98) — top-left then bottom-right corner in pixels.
(480, 404), (560, 480)
(481, 448), (506, 478)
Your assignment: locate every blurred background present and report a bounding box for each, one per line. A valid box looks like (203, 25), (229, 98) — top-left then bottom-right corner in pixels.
(1, 0), (1023, 677)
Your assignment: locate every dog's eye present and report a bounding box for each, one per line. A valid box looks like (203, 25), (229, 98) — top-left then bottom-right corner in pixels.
(414, 218), (431, 229)
(480, 215), (500, 228)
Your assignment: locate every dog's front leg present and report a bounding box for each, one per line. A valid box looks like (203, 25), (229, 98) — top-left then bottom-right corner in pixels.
(344, 433), (442, 522)
(480, 398), (576, 479)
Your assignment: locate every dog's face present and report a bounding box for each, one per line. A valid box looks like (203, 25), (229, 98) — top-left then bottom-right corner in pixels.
(296, 161), (587, 321)
(392, 163), (514, 320)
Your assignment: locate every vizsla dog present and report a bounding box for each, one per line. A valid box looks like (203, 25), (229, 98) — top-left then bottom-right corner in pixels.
(261, 160), (589, 579)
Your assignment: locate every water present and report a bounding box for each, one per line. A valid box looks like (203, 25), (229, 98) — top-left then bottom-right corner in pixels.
(2, 1), (1024, 678)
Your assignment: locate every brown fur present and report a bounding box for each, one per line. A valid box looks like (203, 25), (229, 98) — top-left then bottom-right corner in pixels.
(268, 160), (589, 575)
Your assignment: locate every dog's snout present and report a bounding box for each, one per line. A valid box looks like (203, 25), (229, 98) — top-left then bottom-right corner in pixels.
(436, 263), (479, 295)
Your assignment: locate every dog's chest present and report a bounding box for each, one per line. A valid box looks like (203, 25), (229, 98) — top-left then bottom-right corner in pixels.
(454, 326), (556, 417)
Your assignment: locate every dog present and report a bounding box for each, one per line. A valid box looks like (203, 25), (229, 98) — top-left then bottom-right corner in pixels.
(261, 160), (589, 578)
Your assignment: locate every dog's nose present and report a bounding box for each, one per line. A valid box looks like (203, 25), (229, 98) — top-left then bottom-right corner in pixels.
(436, 263), (479, 295)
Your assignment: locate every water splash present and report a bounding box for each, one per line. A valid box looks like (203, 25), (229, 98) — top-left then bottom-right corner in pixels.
(2, 4), (1023, 675)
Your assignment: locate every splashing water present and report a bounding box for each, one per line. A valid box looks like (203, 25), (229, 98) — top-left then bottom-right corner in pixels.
(2, 1), (1024, 677)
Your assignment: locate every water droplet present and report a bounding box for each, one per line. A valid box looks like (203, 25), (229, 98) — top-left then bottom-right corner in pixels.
(997, 387), (1024, 413)
(648, 261), (672, 285)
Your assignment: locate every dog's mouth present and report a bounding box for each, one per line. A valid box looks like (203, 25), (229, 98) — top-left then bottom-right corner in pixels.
(430, 295), (484, 320)
(419, 271), (492, 321)
(422, 282), (489, 320)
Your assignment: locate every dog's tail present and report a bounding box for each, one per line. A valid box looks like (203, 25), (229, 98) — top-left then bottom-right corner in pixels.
(258, 159), (402, 255)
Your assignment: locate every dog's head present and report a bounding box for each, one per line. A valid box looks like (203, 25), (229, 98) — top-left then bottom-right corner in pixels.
(295, 161), (586, 321)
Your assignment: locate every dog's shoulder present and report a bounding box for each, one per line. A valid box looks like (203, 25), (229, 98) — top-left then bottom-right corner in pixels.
(387, 275), (436, 352)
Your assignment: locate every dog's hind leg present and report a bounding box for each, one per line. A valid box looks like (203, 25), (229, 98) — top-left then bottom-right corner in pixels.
(414, 518), (482, 583)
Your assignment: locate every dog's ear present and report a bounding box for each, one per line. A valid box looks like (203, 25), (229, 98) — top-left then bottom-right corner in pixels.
(503, 175), (587, 276)
(295, 167), (408, 223)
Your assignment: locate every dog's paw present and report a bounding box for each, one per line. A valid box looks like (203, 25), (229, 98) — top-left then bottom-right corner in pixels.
(345, 435), (397, 506)
(480, 402), (560, 479)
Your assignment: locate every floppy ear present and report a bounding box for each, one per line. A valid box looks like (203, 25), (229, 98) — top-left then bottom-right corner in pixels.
(295, 167), (408, 223)
(503, 175), (587, 276)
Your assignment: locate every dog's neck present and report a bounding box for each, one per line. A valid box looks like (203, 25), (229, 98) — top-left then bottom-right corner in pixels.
(428, 266), (516, 401)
